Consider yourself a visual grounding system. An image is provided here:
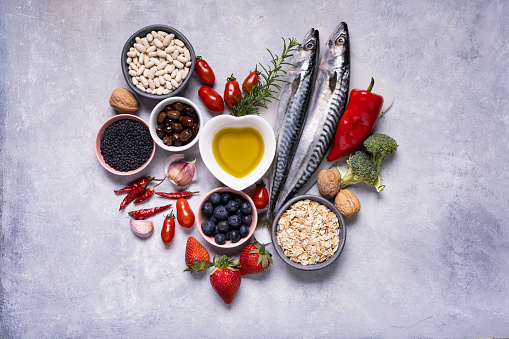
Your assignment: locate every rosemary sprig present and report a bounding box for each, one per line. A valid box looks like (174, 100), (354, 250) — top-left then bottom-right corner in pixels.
(230, 37), (300, 117)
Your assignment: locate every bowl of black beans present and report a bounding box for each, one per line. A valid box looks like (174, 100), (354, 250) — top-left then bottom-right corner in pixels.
(196, 187), (257, 249)
(95, 114), (156, 175)
(149, 96), (202, 151)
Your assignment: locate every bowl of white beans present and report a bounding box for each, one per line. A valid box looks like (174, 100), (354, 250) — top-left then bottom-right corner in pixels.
(121, 25), (196, 100)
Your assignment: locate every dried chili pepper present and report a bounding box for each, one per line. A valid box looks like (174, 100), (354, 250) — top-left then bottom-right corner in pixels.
(128, 204), (173, 220)
(133, 176), (166, 204)
(119, 185), (147, 211)
(327, 78), (384, 161)
(155, 191), (199, 199)
(114, 176), (153, 194)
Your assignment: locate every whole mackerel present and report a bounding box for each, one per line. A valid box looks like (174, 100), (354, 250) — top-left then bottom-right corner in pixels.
(273, 22), (350, 215)
(265, 28), (320, 225)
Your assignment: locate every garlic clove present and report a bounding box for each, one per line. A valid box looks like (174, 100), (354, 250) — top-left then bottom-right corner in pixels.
(130, 219), (154, 238)
(165, 154), (197, 187)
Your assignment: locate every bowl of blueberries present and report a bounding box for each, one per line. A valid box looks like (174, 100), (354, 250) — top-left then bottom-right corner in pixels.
(197, 187), (257, 248)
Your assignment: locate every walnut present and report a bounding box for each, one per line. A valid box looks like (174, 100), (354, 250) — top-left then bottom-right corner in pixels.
(334, 189), (360, 219)
(317, 169), (341, 199)
(109, 88), (139, 114)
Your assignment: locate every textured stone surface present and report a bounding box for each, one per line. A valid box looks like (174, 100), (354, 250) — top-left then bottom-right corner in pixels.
(1, 1), (508, 337)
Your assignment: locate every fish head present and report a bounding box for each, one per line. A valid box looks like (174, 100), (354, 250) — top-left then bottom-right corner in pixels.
(321, 22), (349, 71)
(288, 28), (319, 72)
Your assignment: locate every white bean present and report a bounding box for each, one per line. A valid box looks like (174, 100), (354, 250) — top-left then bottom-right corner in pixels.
(182, 67), (189, 80)
(135, 43), (146, 53)
(173, 60), (184, 69)
(147, 45), (156, 53)
(153, 58), (161, 66)
(146, 33), (153, 42)
(175, 46), (184, 54)
(177, 55), (187, 64)
(175, 70), (182, 83)
(139, 76), (149, 87)
(135, 37), (142, 44)
(174, 39), (184, 47)
(139, 53), (145, 65)
(148, 67), (156, 79)
(166, 54), (173, 63)
(153, 38), (163, 48)
(169, 39), (175, 47)
(158, 31), (168, 37)
(136, 65), (145, 76)
(172, 50), (179, 59)
(144, 55), (149, 64)
(185, 61), (192, 67)
(145, 61), (155, 69)
(142, 38), (150, 49)
(156, 33), (164, 41)
(171, 79), (179, 88)
(158, 76), (166, 85)
(127, 51), (137, 58)
(171, 68), (178, 78)
(143, 68), (149, 78)
(163, 88), (171, 94)
(148, 79), (155, 90)
(146, 88), (152, 94)
(129, 62), (138, 71)
(165, 46), (176, 53)
(155, 70), (165, 77)
(126, 57), (132, 64)
(136, 84), (146, 92)
(157, 50), (167, 58)
(184, 49), (190, 60)
(166, 64), (175, 73)
(148, 51), (157, 57)
(151, 30), (158, 37)
(163, 35), (172, 47)
(157, 61), (168, 70)
(157, 87), (164, 95)
(165, 81), (172, 90)
(128, 70), (137, 77)
(163, 74), (172, 81)
(132, 77), (139, 85)
(154, 78), (160, 87)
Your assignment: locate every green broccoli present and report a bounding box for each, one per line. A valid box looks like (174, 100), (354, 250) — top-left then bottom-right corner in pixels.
(338, 151), (384, 192)
(362, 134), (398, 173)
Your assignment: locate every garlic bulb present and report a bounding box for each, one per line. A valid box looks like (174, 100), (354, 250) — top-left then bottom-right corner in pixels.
(164, 154), (197, 187)
(130, 219), (154, 238)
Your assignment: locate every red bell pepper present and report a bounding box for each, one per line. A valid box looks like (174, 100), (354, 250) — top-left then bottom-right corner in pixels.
(327, 78), (384, 162)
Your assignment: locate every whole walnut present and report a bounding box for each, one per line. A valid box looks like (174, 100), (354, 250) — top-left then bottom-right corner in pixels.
(335, 189), (360, 219)
(109, 88), (139, 114)
(317, 169), (341, 199)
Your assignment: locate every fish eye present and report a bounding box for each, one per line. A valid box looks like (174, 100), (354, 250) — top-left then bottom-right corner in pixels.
(305, 41), (315, 49)
(336, 35), (345, 45)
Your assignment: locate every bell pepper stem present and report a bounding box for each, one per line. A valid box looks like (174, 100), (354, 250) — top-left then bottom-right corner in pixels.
(367, 77), (375, 92)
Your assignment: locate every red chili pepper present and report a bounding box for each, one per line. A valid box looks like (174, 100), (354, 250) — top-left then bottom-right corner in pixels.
(133, 176), (166, 204)
(114, 176), (153, 194)
(155, 191), (199, 199)
(327, 78), (384, 162)
(119, 185), (147, 211)
(128, 204), (173, 220)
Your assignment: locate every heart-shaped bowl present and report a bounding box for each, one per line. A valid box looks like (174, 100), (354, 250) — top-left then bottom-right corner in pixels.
(199, 115), (276, 191)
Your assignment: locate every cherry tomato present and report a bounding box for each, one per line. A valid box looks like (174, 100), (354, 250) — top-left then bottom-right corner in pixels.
(161, 212), (176, 245)
(224, 74), (242, 109)
(195, 56), (215, 85)
(198, 86), (224, 113)
(252, 181), (269, 209)
(176, 198), (195, 228)
(242, 70), (260, 92)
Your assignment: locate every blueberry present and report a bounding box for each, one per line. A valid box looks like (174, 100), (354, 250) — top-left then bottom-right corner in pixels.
(241, 215), (252, 226)
(230, 230), (241, 243)
(210, 215), (219, 224)
(234, 196), (244, 206)
(228, 214), (241, 229)
(240, 201), (252, 215)
(201, 202), (214, 217)
(210, 193), (221, 206)
(201, 219), (216, 236)
(215, 233), (226, 245)
(239, 224), (250, 237)
(221, 193), (233, 204)
(226, 200), (238, 213)
(225, 231), (231, 240)
(217, 220), (229, 234)
(213, 205), (229, 221)
(214, 224), (220, 236)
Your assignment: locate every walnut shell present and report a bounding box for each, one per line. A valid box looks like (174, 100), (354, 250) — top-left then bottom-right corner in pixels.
(317, 169), (342, 199)
(109, 88), (139, 114)
(334, 189), (360, 219)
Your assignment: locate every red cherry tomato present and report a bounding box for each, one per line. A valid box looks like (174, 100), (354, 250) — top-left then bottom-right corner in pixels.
(252, 181), (269, 209)
(242, 70), (260, 92)
(195, 56), (215, 85)
(224, 74), (242, 109)
(176, 198), (195, 228)
(161, 212), (176, 245)
(198, 86), (224, 113)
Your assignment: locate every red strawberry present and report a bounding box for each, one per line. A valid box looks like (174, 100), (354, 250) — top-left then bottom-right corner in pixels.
(239, 240), (273, 275)
(184, 237), (212, 274)
(209, 255), (241, 304)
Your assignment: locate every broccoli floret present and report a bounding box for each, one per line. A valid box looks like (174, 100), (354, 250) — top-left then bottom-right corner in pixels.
(338, 151), (384, 192)
(363, 134), (398, 173)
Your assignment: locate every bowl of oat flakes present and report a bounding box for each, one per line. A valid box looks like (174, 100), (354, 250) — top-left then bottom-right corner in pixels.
(271, 195), (346, 271)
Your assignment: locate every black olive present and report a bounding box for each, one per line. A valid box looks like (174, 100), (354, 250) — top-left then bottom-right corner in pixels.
(157, 111), (167, 124)
(165, 118), (173, 126)
(156, 126), (165, 139)
(191, 123), (199, 136)
(162, 136), (173, 146)
(181, 116), (194, 128)
(180, 129), (192, 141)
(167, 110), (180, 120)
(181, 105), (195, 116)
(165, 125), (173, 134)
(172, 122), (183, 133)
(173, 102), (184, 111)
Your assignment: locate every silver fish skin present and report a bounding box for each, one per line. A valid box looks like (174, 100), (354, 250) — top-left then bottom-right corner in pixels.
(265, 28), (320, 225)
(273, 22), (350, 215)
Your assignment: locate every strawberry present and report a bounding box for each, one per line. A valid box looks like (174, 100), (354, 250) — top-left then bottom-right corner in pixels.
(209, 255), (241, 305)
(184, 237), (213, 274)
(239, 240), (273, 275)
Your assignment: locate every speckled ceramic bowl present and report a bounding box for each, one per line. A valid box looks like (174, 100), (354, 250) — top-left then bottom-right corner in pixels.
(196, 187), (257, 249)
(94, 114), (155, 176)
(271, 194), (346, 271)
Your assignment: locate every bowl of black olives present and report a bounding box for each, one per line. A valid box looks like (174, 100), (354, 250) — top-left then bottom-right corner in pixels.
(149, 96), (202, 151)
(196, 187), (257, 249)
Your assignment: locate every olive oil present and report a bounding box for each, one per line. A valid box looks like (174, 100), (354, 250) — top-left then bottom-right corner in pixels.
(212, 127), (264, 178)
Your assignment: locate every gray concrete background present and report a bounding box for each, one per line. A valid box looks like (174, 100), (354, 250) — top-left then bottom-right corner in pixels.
(1, 0), (508, 338)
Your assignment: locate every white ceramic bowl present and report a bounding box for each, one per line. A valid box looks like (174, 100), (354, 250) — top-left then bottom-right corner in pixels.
(199, 115), (276, 191)
(149, 97), (203, 151)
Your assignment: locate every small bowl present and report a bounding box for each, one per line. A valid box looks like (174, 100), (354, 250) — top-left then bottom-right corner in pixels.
(196, 187), (258, 249)
(271, 195), (347, 271)
(149, 96), (203, 151)
(121, 24), (196, 100)
(95, 114), (156, 175)
(199, 115), (276, 191)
